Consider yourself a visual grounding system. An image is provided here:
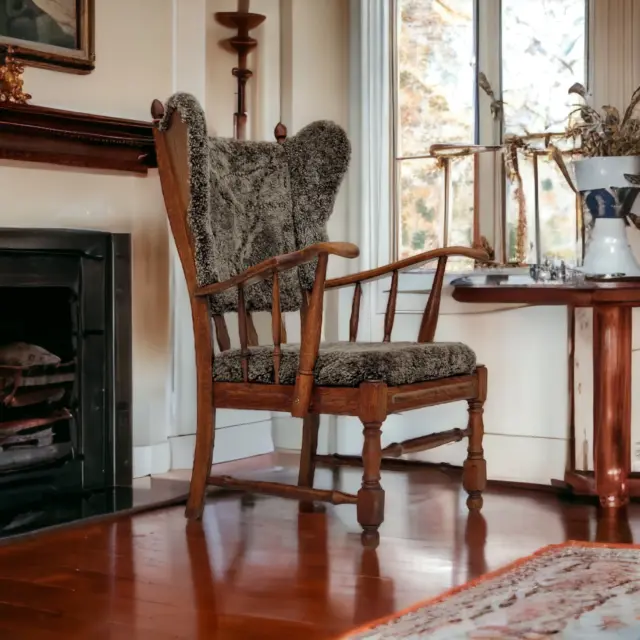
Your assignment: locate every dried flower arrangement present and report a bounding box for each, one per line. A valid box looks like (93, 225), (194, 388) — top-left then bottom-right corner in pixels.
(429, 76), (640, 266)
(471, 76), (634, 264)
(475, 73), (578, 264)
(565, 82), (640, 158)
(565, 83), (640, 236)
(478, 72), (504, 122)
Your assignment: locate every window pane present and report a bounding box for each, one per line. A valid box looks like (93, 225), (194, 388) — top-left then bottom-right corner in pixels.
(396, 0), (475, 158)
(538, 159), (579, 260)
(398, 158), (443, 260)
(502, 0), (586, 264)
(502, 0), (586, 135)
(398, 156), (476, 267)
(448, 156), (475, 271)
(449, 156), (474, 246)
(505, 151), (536, 263)
(505, 154), (579, 263)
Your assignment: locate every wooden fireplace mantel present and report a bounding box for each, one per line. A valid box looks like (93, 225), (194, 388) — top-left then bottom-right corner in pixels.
(0, 102), (157, 175)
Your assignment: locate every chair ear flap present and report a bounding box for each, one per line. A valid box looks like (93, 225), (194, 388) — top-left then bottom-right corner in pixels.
(285, 121), (351, 218)
(284, 121), (351, 290)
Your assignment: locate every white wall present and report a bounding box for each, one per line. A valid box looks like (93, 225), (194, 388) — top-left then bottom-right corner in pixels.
(153, 0), (352, 470)
(281, 0), (350, 284)
(167, 0), (289, 470)
(336, 287), (570, 485)
(280, 0), (640, 488)
(327, 2), (640, 487)
(11, 0), (174, 468)
(171, 0), (353, 465)
(206, 0), (282, 140)
(268, 0), (352, 452)
(26, 0), (173, 119)
(0, 0), (287, 478)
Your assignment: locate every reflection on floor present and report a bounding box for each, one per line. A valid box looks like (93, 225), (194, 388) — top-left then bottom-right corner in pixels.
(0, 477), (188, 543)
(0, 462), (637, 639)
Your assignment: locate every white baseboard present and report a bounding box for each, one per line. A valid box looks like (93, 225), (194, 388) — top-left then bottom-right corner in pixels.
(169, 419), (275, 470)
(310, 417), (570, 487)
(170, 409), (272, 438)
(133, 441), (172, 478)
(272, 415), (303, 450)
(271, 414), (335, 454)
(215, 409), (271, 428)
(408, 433), (568, 486)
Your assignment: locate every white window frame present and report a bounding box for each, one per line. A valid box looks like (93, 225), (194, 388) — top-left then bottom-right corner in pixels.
(391, 0), (592, 266)
(360, 0), (504, 315)
(389, 0), (507, 275)
(350, 0), (600, 316)
(390, 0), (503, 263)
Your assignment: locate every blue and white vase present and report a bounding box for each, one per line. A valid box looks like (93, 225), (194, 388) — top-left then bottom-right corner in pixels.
(574, 157), (640, 277)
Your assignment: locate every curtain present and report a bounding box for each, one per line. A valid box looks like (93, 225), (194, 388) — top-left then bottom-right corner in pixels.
(349, 0), (392, 273)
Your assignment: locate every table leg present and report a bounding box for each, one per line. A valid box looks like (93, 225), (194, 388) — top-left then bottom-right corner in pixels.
(593, 305), (632, 509)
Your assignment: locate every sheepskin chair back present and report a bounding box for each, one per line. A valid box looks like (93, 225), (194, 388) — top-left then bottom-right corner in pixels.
(158, 92), (351, 315)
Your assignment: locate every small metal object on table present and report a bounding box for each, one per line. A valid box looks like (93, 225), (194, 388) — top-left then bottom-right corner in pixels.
(452, 277), (640, 511)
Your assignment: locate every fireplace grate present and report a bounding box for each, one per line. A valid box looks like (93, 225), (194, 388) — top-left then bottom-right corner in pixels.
(0, 229), (132, 516)
(0, 352), (76, 475)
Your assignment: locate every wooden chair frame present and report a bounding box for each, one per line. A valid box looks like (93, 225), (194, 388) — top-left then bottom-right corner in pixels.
(152, 101), (489, 543)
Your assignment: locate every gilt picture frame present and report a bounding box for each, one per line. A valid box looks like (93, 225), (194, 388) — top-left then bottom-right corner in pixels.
(0, 0), (94, 74)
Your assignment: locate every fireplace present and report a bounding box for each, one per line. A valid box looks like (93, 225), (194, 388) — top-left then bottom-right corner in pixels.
(0, 229), (132, 523)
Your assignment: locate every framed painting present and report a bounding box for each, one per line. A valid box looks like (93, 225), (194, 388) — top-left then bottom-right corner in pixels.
(0, 0), (94, 74)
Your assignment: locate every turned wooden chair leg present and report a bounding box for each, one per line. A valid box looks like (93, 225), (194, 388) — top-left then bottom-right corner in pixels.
(357, 382), (387, 546)
(186, 324), (215, 519)
(463, 365), (487, 511)
(186, 405), (215, 519)
(298, 413), (322, 513)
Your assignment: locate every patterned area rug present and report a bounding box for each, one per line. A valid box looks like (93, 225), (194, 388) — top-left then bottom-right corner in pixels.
(341, 542), (640, 639)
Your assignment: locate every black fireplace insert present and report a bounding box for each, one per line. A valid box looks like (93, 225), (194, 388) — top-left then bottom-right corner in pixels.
(0, 229), (132, 536)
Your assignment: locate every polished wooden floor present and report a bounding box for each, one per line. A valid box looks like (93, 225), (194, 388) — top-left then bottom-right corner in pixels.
(0, 463), (639, 639)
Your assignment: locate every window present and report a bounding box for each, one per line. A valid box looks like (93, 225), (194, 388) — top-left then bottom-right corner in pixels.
(393, 0), (588, 266)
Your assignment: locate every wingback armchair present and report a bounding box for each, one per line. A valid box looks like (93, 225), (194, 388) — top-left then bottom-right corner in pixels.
(151, 93), (488, 543)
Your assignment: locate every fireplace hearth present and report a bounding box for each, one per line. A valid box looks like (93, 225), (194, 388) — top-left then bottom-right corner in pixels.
(0, 229), (132, 535)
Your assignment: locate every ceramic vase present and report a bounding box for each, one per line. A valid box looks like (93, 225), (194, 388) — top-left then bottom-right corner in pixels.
(573, 156), (640, 276)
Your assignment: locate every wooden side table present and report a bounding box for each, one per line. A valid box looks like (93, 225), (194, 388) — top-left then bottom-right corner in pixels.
(452, 280), (640, 510)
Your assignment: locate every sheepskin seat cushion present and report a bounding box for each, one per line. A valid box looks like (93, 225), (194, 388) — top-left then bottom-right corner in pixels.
(213, 342), (476, 387)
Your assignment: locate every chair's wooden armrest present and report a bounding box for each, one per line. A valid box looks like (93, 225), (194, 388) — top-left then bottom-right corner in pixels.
(194, 241), (359, 297)
(327, 246), (492, 344)
(324, 246), (491, 290)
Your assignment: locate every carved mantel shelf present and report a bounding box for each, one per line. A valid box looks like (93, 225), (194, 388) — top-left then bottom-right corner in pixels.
(0, 102), (157, 175)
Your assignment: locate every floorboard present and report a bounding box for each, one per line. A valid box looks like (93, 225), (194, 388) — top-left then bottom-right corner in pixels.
(0, 463), (637, 639)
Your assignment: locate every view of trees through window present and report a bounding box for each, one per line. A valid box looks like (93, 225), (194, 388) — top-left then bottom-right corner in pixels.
(395, 0), (587, 265)
(396, 0), (475, 262)
(502, 0), (586, 262)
